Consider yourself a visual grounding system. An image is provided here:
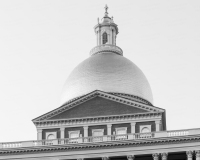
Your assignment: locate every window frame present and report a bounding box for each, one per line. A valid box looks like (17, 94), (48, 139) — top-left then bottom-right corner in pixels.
(92, 129), (104, 137)
(68, 130), (80, 138)
(46, 132), (57, 140)
(140, 125), (151, 133)
(115, 127), (127, 135)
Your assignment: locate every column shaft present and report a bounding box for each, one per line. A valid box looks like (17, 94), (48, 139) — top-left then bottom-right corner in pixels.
(60, 128), (65, 139)
(107, 124), (112, 135)
(83, 126), (88, 137)
(131, 122), (136, 134)
(37, 129), (42, 140)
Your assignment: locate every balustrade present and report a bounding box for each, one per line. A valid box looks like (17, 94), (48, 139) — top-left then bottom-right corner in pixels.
(1, 128), (200, 149)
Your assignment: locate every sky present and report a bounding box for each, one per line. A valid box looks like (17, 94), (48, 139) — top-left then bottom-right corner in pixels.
(0, 0), (200, 142)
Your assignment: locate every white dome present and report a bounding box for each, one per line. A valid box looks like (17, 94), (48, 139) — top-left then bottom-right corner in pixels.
(60, 52), (153, 105)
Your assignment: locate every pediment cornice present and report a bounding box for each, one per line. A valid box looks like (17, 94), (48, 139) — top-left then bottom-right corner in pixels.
(33, 90), (164, 122)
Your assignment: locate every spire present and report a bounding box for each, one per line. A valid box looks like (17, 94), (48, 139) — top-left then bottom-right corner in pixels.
(104, 5), (108, 17)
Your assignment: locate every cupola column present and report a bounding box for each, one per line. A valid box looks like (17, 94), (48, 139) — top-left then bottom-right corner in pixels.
(131, 122), (136, 134)
(83, 126), (88, 137)
(37, 129), (42, 140)
(107, 124), (112, 135)
(155, 120), (161, 131)
(60, 127), (65, 139)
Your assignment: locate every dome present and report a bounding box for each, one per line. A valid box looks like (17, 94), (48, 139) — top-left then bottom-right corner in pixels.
(60, 52), (153, 105)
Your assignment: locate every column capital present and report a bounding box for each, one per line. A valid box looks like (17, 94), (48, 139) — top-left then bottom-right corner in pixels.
(60, 127), (65, 131)
(83, 126), (88, 129)
(102, 157), (109, 160)
(107, 124), (112, 127)
(186, 151), (193, 158)
(37, 129), (42, 133)
(131, 122), (136, 125)
(152, 153), (159, 160)
(127, 155), (134, 160)
(155, 120), (161, 124)
(77, 158), (84, 160)
(161, 153), (168, 160)
(196, 151), (200, 158)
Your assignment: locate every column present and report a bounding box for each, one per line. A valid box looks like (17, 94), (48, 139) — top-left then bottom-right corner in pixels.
(107, 124), (112, 135)
(37, 129), (42, 140)
(131, 122), (136, 133)
(161, 153), (168, 160)
(155, 121), (160, 132)
(83, 126), (88, 137)
(60, 127), (65, 139)
(152, 153), (159, 160)
(196, 151), (200, 160)
(127, 155), (134, 160)
(186, 151), (193, 160)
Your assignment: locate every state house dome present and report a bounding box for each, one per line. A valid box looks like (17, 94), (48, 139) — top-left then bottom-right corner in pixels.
(60, 6), (153, 106)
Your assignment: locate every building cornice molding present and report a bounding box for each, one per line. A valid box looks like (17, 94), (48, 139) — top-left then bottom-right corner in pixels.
(1, 135), (200, 156)
(33, 90), (164, 122)
(34, 112), (162, 128)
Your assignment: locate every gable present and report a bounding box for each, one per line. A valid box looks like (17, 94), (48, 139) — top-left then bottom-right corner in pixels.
(49, 97), (148, 120)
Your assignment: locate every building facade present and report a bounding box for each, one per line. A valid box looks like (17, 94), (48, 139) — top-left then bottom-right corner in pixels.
(0, 5), (200, 160)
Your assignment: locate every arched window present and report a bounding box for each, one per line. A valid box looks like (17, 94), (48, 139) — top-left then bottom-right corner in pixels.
(47, 134), (55, 140)
(102, 32), (108, 44)
(141, 127), (150, 133)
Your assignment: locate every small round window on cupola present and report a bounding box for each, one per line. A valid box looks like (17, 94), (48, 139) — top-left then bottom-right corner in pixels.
(102, 32), (108, 44)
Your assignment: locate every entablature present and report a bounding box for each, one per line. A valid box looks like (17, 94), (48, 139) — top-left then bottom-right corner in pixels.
(34, 112), (162, 129)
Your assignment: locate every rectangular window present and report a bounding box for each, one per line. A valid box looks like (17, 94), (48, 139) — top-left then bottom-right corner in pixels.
(69, 131), (80, 138)
(92, 129), (104, 142)
(115, 127), (127, 140)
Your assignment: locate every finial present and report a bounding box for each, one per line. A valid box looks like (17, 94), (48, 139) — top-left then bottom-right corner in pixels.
(104, 4), (108, 16)
(97, 17), (99, 24)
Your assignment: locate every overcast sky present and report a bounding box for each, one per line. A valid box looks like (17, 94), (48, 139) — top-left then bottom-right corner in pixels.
(0, 0), (200, 142)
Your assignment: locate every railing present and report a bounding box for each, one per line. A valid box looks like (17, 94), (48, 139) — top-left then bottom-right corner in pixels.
(1, 128), (200, 149)
(90, 44), (123, 56)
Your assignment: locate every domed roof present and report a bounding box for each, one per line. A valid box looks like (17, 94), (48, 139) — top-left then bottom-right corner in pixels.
(60, 52), (153, 105)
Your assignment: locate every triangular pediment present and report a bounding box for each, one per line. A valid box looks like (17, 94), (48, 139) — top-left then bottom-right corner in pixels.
(33, 90), (164, 122)
(49, 97), (148, 120)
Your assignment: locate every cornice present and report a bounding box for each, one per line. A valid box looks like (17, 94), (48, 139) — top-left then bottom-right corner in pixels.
(33, 90), (164, 122)
(34, 112), (162, 128)
(1, 135), (200, 155)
